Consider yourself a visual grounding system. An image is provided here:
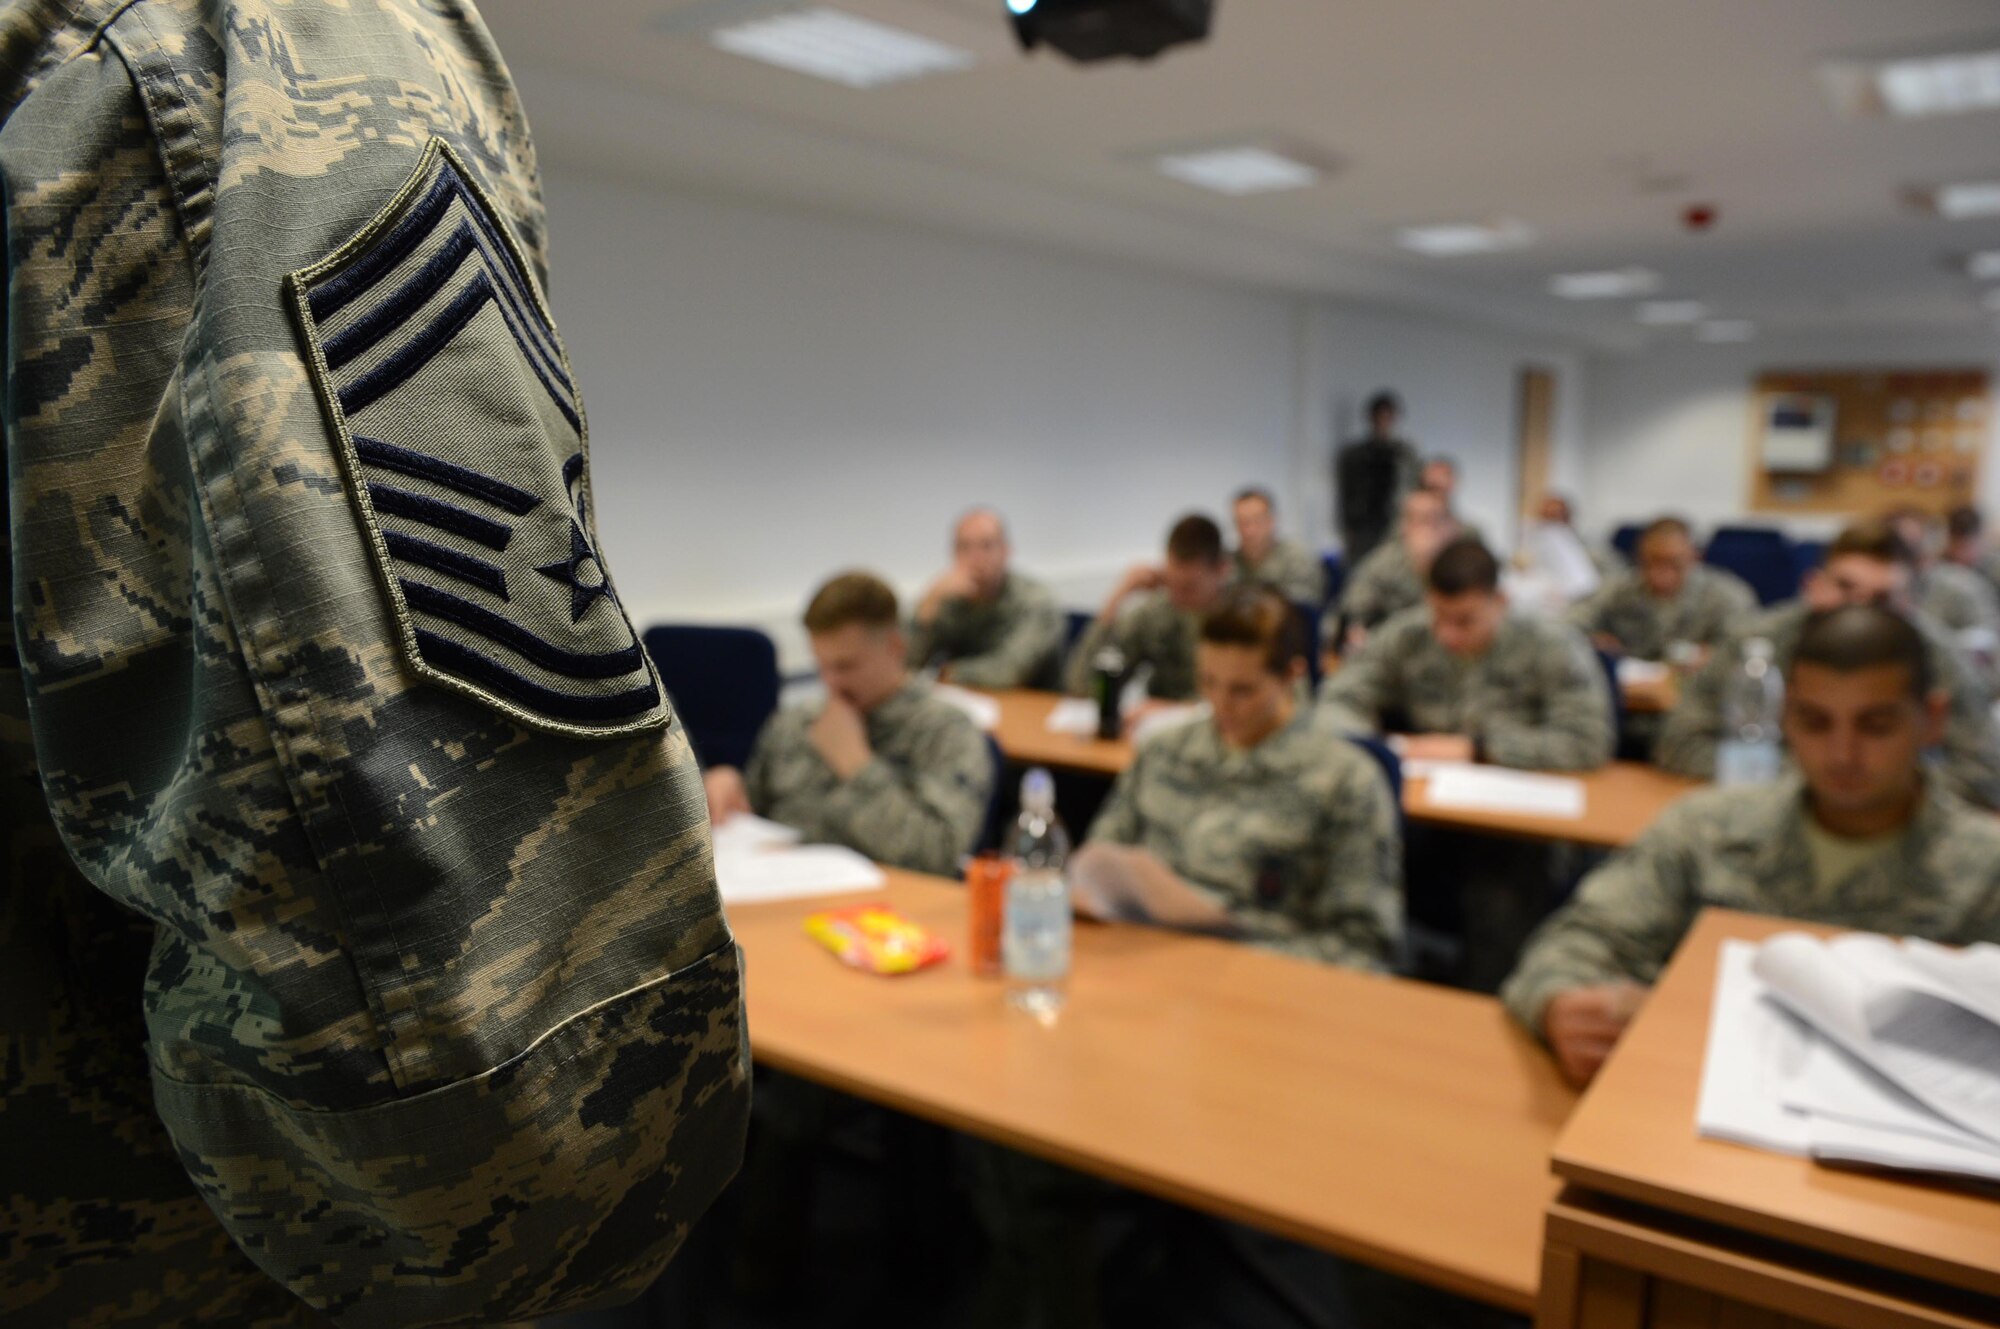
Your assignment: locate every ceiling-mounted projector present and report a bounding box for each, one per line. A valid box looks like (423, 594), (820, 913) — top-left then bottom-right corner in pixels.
(1007, 0), (1214, 63)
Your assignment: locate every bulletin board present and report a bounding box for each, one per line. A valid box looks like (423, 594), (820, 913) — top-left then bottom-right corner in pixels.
(1746, 367), (1990, 516)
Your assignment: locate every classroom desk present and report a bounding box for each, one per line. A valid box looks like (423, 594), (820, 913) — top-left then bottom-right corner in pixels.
(732, 870), (1579, 1311)
(1404, 763), (1702, 852)
(982, 688), (1703, 850)
(1537, 909), (2000, 1328)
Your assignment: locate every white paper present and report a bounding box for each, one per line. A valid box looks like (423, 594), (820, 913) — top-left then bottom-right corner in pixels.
(1695, 941), (1815, 1154)
(931, 683), (1000, 732)
(713, 843), (885, 906)
(1421, 765), (1585, 819)
(1397, 757), (1479, 780)
(1044, 697), (1102, 735)
(1754, 933), (2000, 1145)
(708, 813), (801, 857)
(1807, 1116), (2000, 1184)
(1616, 657), (1672, 687)
(1783, 1033), (2000, 1159)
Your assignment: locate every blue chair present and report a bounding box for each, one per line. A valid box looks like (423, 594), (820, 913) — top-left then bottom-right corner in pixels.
(1062, 609), (1093, 662)
(1344, 734), (1403, 826)
(1292, 601), (1325, 690)
(1320, 550), (1346, 610)
(1611, 523), (1646, 563)
(1595, 647), (1627, 752)
(977, 734), (1008, 854)
(640, 624), (780, 772)
(1792, 539), (1827, 585)
(1704, 526), (1798, 606)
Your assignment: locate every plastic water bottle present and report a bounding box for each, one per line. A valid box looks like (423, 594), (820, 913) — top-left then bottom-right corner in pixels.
(1004, 767), (1071, 1017)
(1717, 637), (1784, 786)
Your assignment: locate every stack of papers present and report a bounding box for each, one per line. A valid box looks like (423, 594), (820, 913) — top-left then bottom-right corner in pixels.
(709, 814), (885, 907)
(1697, 932), (2000, 1183)
(1421, 765), (1586, 819)
(931, 683), (1001, 732)
(1044, 697), (1102, 735)
(1042, 697), (1204, 742)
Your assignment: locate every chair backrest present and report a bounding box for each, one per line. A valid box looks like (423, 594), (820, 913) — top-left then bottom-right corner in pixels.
(1292, 600), (1325, 690)
(978, 734), (1008, 855)
(1344, 735), (1403, 825)
(639, 624), (780, 772)
(1320, 550), (1347, 610)
(1611, 523), (1646, 563)
(1703, 526), (1798, 606)
(1595, 646), (1627, 747)
(1791, 539), (1827, 585)
(1062, 609), (1094, 663)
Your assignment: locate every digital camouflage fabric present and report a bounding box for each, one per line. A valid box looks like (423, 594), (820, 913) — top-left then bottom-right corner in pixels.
(0, 1), (749, 1324)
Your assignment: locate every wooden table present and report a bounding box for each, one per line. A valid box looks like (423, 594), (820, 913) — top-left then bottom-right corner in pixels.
(1538, 909), (2000, 1328)
(1405, 763), (1702, 851)
(734, 870), (1578, 1311)
(983, 688), (1701, 850)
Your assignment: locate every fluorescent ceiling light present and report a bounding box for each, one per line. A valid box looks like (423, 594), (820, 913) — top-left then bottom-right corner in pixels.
(1156, 147), (1321, 196)
(709, 8), (976, 88)
(1877, 52), (2000, 118)
(1821, 50), (2000, 118)
(1968, 251), (2000, 280)
(1394, 220), (1536, 257)
(1636, 300), (1707, 326)
(1923, 181), (2000, 219)
(1550, 268), (1661, 300)
(1696, 320), (1756, 344)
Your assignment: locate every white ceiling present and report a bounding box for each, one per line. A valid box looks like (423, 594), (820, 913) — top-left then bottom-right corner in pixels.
(480, 0), (2000, 351)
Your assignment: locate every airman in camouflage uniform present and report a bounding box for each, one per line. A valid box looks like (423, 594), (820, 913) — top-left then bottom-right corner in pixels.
(1916, 559), (2000, 639)
(1569, 563), (1756, 661)
(743, 679), (992, 876)
(1501, 773), (2000, 1029)
(1320, 607), (1615, 770)
(1064, 513), (1231, 701)
(1086, 711), (1401, 969)
(909, 572), (1062, 690)
(1, 2), (749, 1324)
(1232, 538), (1325, 607)
(1337, 535), (1424, 633)
(1657, 600), (2000, 809)
(1505, 606), (2000, 1085)
(1229, 486), (1324, 606)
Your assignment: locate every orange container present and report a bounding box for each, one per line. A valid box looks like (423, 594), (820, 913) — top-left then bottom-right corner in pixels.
(965, 852), (1012, 978)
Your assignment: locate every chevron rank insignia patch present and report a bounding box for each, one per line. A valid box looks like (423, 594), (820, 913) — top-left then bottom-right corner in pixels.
(287, 138), (667, 737)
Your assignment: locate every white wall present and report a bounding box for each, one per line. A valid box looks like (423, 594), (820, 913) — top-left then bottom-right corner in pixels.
(1581, 333), (2000, 544)
(538, 162), (1590, 667)
(1294, 302), (1590, 553)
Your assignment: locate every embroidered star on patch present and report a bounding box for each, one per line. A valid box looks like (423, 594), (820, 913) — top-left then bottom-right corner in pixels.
(287, 138), (667, 737)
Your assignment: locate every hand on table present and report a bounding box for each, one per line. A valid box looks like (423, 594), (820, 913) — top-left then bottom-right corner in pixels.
(1543, 982), (1647, 1087)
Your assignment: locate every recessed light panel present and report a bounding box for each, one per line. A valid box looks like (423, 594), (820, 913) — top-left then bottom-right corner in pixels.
(1550, 268), (1661, 300)
(1636, 300), (1708, 326)
(709, 8), (976, 88)
(1394, 220), (1537, 257)
(1156, 148), (1321, 196)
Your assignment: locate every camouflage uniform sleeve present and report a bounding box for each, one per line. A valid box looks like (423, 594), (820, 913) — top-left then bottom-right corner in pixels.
(819, 709), (992, 875)
(1274, 544), (1326, 606)
(1479, 626), (1613, 770)
(1929, 637), (2000, 811)
(1317, 625), (1398, 735)
(1338, 549), (1387, 625)
(1240, 751), (1401, 971)
(1085, 748), (1147, 845)
(947, 581), (1062, 689)
(1565, 581), (1617, 642)
(1655, 639), (1728, 779)
(1499, 801), (1705, 1034)
(2, 9), (747, 1324)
